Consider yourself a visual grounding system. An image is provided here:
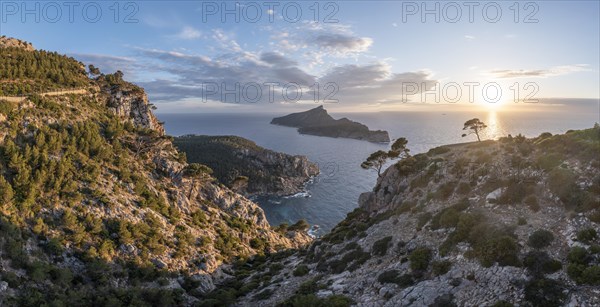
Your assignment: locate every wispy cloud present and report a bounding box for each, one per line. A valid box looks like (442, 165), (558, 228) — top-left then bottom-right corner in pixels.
(464, 35), (475, 40)
(488, 64), (590, 79)
(175, 26), (202, 40)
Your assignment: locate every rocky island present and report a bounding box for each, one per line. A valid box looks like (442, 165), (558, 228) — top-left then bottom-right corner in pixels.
(271, 106), (390, 143)
(173, 135), (319, 197)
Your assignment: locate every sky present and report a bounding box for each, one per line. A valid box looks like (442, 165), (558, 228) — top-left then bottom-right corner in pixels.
(1, 0), (599, 113)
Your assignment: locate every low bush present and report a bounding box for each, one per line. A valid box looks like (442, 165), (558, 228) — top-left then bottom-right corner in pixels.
(409, 247), (432, 271)
(372, 236), (393, 256)
(432, 260), (452, 276)
(576, 228), (598, 244)
(377, 270), (415, 287)
(523, 251), (562, 277)
(528, 229), (554, 249)
(524, 278), (566, 307)
(566, 246), (600, 285)
(293, 265), (310, 277)
(288, 219), (310, 232)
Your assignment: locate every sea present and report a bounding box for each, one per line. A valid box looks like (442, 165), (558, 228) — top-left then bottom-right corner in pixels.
(158, 101), (599, 236)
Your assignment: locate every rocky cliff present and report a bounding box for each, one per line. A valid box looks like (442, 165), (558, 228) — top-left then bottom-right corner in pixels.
(102, 83), (166, 135)
(271, 106), (390, 143)
(174, 135), (319, 197)
(228, 128), (600, 307)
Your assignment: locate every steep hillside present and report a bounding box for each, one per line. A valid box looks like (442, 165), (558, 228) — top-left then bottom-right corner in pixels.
(0, 39), (310, 305)
(174, 135), (319, 197)
(231, 128), (600, 307)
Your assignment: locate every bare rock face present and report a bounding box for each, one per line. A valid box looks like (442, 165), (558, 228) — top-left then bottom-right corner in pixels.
(0, 36), (34, 51)
(104, 85), (165, 135)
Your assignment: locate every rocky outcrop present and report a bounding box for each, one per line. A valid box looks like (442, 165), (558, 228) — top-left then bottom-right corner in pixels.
(103, 84), (165, 135)
(271, 106), (390, 143)
(0, 36), (34, 51)
(174, 135), (319, 197)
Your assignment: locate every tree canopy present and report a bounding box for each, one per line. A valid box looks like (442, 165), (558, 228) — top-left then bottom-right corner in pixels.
(361, 137), (411, 177)
(462, 118), (487, 142)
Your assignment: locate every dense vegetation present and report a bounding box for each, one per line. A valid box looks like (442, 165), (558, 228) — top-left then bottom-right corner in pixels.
(0, 46), (89, 95)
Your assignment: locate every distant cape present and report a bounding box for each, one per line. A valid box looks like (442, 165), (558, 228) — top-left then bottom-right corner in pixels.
(271, 106), (390, 143)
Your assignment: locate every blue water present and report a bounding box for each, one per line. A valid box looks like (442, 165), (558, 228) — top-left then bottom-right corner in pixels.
(158, 103), (599, 234)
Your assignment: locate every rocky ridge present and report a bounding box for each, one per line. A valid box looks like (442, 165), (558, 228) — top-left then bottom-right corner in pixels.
(231, 129), (600, 307)
(174, 135), (319, 197)
(0, 38), (312, 305)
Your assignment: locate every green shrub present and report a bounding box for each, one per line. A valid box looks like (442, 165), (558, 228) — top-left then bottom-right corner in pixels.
(372, 236), (393, 256)
(528, 229), (554, 249)
(517, 217), (527, 226)
(576, 228), (598, 244)
(524, 278), (566, 307)
(288, 219), (310, 232)
(432, 260), (452, 276)
(377, 270), (414, 287)
(567, 246), (589, 265)
(293, 265), (310, 277)
(473, 235), (520, 267)
(523, 251), (562, 276)
(250, 237), (268, 250)
(409, 247), (432, 271)
(566, 246), (600, 284)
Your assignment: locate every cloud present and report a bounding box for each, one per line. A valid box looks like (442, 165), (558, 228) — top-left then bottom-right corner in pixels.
(269, 21), (373, 60)
(488, 64), (589, 79)
(464, 35), (475, 40)
(126, 46), (436, 107)
(74, 21), (433, 109)
(392, 23), (398, 27)
(318, 62), (438, 104)
(259, 52), (298, 67)
(175, 26), (202, 40)
(132, 48), (316, 103)
(313, 34), (373, 55)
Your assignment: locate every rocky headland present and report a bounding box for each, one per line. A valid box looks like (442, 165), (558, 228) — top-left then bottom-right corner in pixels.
(173, 135), (319, 197)
(271, 106), (390, 143)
